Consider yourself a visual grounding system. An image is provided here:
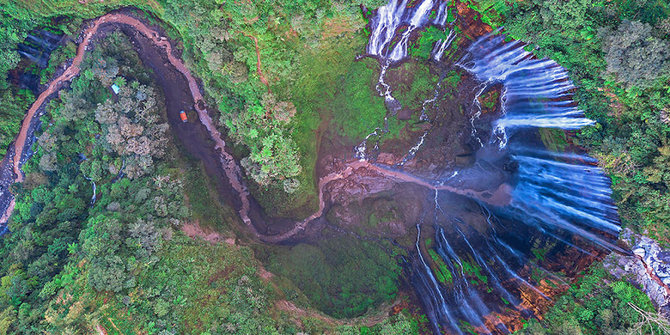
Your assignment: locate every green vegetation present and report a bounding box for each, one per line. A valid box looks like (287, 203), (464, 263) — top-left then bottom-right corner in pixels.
(0, 26), (402, 334)
(388, 61), (439, 111)
(43, 234), (292, 334)
(182, 159), (241, 234)
(0, 32), (190, 332)
(519, 264), (665, 334)
(331, 60), (388, 140)
(462, 0), (507, 28)
(40, 40), (77, 84)
(338, 311), (427, 335)
(0, 89), (32, 156)
(411, 25), (453, 60)
(503, 0), (670, 244)
(266, 235), (401, 318)
(0, 0), (389, 218)
(445, 70), (461, 88)
(461, 259), (488, 285)
(427, 249), (453, 285)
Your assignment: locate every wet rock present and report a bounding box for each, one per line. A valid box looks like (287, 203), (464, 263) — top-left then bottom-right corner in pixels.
(397, 108), (412, 120)
(384, 96), (402, 114)
(605, 228), (670, 319)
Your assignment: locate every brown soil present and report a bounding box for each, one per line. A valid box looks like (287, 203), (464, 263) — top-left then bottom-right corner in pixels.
(455, 0), (494, 41)
(181, 221), (223, 243)
(240, 32), (270, 91)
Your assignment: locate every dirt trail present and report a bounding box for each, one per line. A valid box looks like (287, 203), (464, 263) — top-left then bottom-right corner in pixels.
(240, 32), (270, 91)
(0, 12), (509, 243)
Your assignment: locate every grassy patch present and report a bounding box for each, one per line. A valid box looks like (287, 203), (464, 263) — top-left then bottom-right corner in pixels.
(266, 235), (401, 318)
(427, 249), (453, 285)
(388, 61), (439, 111)
(181, 159), (241, 233)
(331, 59), (388, 141)
(461, 259), (488, 285)
(410, 24), (453, 60)
(445, 70), (461, 88)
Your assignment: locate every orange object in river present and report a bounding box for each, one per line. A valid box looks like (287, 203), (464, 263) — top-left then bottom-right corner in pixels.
(179, 110), (188, 122)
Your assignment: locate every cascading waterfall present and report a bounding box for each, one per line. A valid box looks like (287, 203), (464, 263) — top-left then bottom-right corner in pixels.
(361, 4), (624, 332)
(494, 144), (622, 252)
(357, 0), (454, 160)
(457, 34), (595, 148)
(366, 0), (448, 62)
(412, 215), (552, 334)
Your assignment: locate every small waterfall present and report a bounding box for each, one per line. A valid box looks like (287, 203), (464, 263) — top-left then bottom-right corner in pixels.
(357, 0), (454, 160)
(431, 29), (456, 62)
(17, 29), (63, 68)
(458, 34), (595, 148)
(83, 175), (97, 207)
(78, 154), (97, 207)
(366, 0), (449, 62)
(111, 159), (126, 183)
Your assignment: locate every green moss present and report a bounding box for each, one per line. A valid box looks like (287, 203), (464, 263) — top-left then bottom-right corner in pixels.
(460, 0), (508, 27)
(331, 59), (388, 141)
(479, 89), (500, 110)
(461, 260), (488, 285)
(411, 25), (452, 60)
(445, 70), (461, 88)
(531, 247), (548, 262)
(0, 89), (33, 156)
(267, 235), (401, 318)
(427, 249), (453, 285)
(539, 128), (569, 152)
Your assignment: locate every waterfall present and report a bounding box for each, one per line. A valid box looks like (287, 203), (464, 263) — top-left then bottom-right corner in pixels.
(413, 224), (465, 335)
(388, 24), (625, 332)
(356, 0), (455, 160)
(458, 34), (595, 148)
(367, 0), (449, 62)
(83, 176), (97, 207)
(431, 29), (456, 62)
(493, 145), (623, 253)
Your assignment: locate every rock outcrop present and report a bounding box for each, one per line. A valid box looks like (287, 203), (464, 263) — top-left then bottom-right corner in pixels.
(605, 228), (670, 319)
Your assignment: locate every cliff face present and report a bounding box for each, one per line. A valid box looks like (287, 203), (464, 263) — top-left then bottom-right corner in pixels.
(606, 228), (670, 318)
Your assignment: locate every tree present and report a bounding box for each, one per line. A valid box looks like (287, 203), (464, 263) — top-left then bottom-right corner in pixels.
(88, 256), (127, 293)
(600, 20), (670, 88)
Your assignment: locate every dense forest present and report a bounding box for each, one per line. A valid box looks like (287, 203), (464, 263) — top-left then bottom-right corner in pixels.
(0, 0), (668, 334)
